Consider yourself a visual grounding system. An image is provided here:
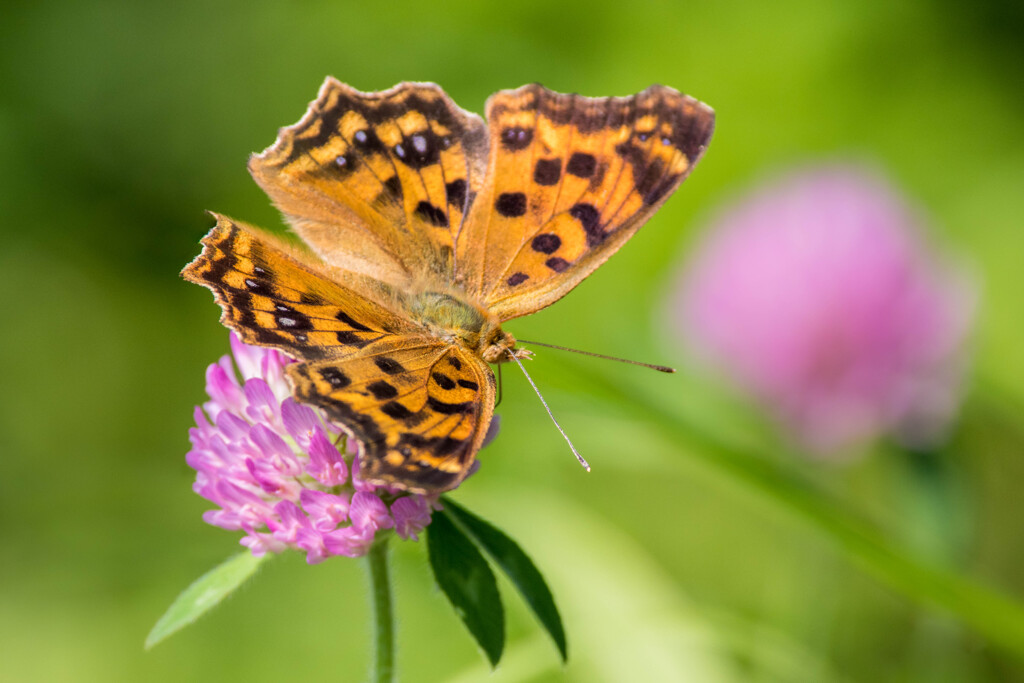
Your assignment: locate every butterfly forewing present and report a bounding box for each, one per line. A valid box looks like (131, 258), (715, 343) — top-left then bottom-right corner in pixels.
(250, 79), (489, 286)
(288, 345), (495, 493)
(181, 216), (420, 359)
(455, 84), (714, 321)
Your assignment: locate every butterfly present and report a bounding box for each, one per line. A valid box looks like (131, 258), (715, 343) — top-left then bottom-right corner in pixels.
(182, 78), (714, 494)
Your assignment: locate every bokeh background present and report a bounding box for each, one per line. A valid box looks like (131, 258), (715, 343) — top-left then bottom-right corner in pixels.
(2, 1), (1023, 681)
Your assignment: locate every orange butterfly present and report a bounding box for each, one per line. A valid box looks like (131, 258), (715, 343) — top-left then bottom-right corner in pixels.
(183, 79), (714, 493)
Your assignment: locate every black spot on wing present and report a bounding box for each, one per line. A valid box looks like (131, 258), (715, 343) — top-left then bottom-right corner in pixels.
(380, 400), (413, 420)
(546, 257), (570, 272)
(336, 331), (371, 348)
(393, 130), (444, 170)
(353, 127), (385, 153)
(374, 356), (406, 375)
(232, 294), (260, 332)
(566, 152), (596, 178)
(427, 396), (473, 415)
(244, 277), (273, 296)
(321, 367), (351, 389)
(500, 127), (533, 151)
(432, 437), (464, 457)
(415, 201), (449, 227)
(570, 203), (604, 245)
(336, 310), (373, 332)
(495, 192), (527, 217)
(533, 158), (561, 186)
(635, 158), (669, 205)
(367, 380), (398, 400)
(446, 179), (467, 207)
(394, 433), (468, 462)
(332, 154), (353, 174)
(641, 174), (680, 206)
(273, 304), (313, 331)
(375, 175), (404, 205)
(431, 372), (456, 390)
(531, 233), (561, 254)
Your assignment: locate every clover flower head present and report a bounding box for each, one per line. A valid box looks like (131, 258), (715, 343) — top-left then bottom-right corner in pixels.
(673, 164), (974, 454)
(186, 334), (453, 562)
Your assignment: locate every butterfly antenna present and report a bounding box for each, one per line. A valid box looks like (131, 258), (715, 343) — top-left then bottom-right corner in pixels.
(506, 349), (591, 472)
(516, 339), (676, 373)
(494, 362), (504, 408)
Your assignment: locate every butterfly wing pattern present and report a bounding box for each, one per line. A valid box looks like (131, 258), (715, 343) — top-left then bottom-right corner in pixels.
(289, 345), (495, 493)
(458, 84), (714, 320)
(183, 215), (495, 494)
(248, 80), (488, 286)
(184, 215), (421, 356)
(184, 78), (714, 493)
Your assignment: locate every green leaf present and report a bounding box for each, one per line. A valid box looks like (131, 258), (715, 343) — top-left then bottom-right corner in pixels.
(427, 509), (504, 667)
(441, 496), (567, 662)
(145, 551), (269, 649)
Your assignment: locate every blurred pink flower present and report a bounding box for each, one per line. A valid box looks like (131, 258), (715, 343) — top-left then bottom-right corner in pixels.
(186, 334), (486, 562)
(673, 165), (974, 454)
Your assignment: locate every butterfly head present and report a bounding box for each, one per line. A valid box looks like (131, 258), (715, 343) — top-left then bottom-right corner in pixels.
(480, 327), (529, 365)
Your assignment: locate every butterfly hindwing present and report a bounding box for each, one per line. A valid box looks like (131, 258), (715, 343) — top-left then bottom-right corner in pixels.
(288, 344), (495, 493)
(456, 84), (714, 320)
(250, 79), (489, 285)
(181, 215), (420, 360)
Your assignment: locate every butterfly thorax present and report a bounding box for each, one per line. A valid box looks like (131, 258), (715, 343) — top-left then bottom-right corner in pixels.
(406, 290), (521, 364)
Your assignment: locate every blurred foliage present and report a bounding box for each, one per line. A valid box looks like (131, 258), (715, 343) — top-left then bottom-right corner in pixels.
(2, 0), (1023, 681)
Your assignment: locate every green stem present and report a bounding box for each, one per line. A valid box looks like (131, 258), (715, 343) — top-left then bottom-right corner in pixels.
(366, 537), (395, 683)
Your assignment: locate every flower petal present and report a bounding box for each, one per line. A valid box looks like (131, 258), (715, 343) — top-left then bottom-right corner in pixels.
(306, 428), (348, 486)
(392, 496), (432, 541)
(350, 491), (395, 532)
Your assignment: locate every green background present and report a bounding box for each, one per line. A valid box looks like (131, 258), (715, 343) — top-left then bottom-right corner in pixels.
(2, 1), (1023, 681)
